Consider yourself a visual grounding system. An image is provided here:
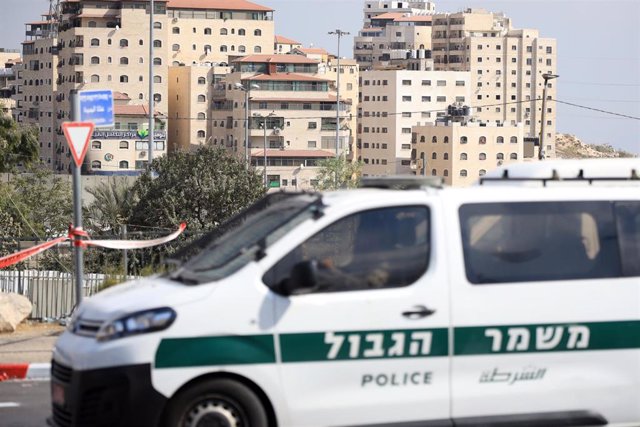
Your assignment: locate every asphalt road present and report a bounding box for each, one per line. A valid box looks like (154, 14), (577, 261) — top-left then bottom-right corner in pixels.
(0, 380), (51, 427)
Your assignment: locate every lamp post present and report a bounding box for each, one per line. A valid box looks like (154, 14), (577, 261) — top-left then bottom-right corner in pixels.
(253, 112), (275, 187)
(538, 73), (559, 160)
(235, 82), (260, 168)
(328, 29), (349, 159)
(148, 0), (154, 168)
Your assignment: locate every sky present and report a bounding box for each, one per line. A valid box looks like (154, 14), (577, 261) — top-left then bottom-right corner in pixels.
(2, 0), (639, 154)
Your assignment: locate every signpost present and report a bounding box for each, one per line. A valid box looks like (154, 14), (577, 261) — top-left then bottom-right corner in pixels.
(65, 89), (114, 306)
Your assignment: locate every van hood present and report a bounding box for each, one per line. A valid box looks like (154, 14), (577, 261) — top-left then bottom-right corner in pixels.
(75, 276), (215, 322)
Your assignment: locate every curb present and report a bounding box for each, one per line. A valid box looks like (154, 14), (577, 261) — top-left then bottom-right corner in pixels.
(0, 363), (51, 382)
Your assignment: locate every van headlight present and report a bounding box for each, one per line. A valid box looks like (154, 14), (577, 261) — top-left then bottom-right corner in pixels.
(96, 307), (177, 342)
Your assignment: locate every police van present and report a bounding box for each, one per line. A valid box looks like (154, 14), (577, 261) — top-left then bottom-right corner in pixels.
(51, 158), (640, 427)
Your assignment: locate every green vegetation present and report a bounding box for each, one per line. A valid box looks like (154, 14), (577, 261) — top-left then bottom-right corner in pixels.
(0, 115), (39, 172)
(313, 156), (363, 191)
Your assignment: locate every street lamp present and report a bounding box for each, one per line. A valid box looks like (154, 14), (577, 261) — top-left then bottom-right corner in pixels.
(253, 112), (276, 188)
(235, 82), (260, 168)
(148, 0), (154, 168)
(538, 73), (559, 160)
(328, 29), (349, 159)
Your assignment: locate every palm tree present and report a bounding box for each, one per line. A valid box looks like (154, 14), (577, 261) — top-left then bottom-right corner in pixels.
(0, 116), (39, 172)
(86, 179), (136, 233)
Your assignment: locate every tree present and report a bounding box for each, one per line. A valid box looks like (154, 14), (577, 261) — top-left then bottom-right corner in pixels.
(85, 179), (136, 233)
(0, 116), (39, 172)
(313, 156), (363, 191)
(130, 146), (265, 232)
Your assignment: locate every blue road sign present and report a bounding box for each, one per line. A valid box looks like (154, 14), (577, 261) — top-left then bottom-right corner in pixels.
(78, 89), (114, 128)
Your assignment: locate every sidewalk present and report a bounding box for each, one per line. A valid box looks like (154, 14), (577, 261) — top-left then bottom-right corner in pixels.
(0, 321), (62, 380)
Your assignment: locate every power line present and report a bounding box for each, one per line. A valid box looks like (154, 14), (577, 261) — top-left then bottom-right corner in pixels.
(552, 98), (640, 121)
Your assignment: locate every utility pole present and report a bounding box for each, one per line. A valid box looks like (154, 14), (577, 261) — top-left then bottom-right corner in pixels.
(538, 73), (559, 161)
(148, 0), (155, 168)
(329, 29), (349, 188)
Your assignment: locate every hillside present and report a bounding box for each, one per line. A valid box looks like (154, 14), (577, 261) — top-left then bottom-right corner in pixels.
(556, 133), (636, 159)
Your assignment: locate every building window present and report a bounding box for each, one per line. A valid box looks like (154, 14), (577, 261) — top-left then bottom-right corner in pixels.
(479, 153), (487, 160)
(479, 169), (486, 176)
(197, 95), (206, 103)
(254, 46), (262, 53)
(497, 136), (504, 144)
(422, 96), (431, 102)
(308, 121), (317, 129)
(120, 75), (128, 83)
(154, 75), (162, 83)
(510, 153), (518, 160)
(197, 130), (206, 138)
(91, 160), (101, 169)
(432, 152), (437, 160)
(402, 96), (411, 102)
(154, 58), (162, 65)
(91, 141), (101, 150)
(444, 153), (449, 160)
(91, 74), (100, 83)
(91, 38), (100, 47)
(497, 153), (504, 160)
(119, 161), (129, 169)
(254, 29), (262, 36)
(422, 80), (431, 86)
(120, 57), (129, 65)
(431, 169), (437, 176)
(153, 22), (162, 29)
(220, 45), (228, 52)
(510, 136), (518, 144)
(443, 170), (449, 177)
(238, 29), (246, 35)
(197, 77), (206, 85)
(153, 40), (162, 48)
(431, 136), (437, 143)
(460, 136), (468, 144)
(204, 28), (212, 35)
(443, 136), (449, 144)
(460, 169), (467, 177)
(120, 39), (128, 48)
(402, 80), (412, 86)
(307, 140), (317, 148)
(460, 153), (467, 160)
(88, 21), (97, 28)
(197, 113), (206, 120)
(238, 45), (246, 53)
(91, 56), (100, 65)
(172, 27), (180, 34)
(479, 136), (487, 144)
(154, 93), (162, 102)
(220, 28), (228, 35)
(119, 141), (129, 149)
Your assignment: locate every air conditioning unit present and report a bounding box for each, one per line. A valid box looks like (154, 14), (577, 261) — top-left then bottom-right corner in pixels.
(172, 17), (178, 23)
(139, 151), (147, 158)
(273, 128), (280, 135)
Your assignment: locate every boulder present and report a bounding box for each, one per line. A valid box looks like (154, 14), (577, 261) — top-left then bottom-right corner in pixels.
(0, 293), (33, 332)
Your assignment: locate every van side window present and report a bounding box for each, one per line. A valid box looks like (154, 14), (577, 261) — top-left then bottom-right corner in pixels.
(459, 202), (622, 284)
(615, 202), (640, 277)
(264, 206), (430, 293)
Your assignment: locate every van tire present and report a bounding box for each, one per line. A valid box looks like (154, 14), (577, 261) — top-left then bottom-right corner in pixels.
(163, 378), (269, 427)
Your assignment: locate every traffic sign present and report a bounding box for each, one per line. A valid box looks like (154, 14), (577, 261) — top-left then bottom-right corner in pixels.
(78, 89), (114, 128)
(62, 122), (95, 168)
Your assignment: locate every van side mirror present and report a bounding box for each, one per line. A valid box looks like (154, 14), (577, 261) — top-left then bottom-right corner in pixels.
(280, 260), (319, 296)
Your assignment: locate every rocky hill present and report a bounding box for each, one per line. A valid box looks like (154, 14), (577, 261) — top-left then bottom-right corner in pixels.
(556, 133), (636, 159)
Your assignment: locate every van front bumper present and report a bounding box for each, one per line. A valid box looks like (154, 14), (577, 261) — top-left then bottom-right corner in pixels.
(49, 360), (167, 427)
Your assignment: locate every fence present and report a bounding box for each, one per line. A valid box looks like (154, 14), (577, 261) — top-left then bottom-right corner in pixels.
(0, 270), (136, 320)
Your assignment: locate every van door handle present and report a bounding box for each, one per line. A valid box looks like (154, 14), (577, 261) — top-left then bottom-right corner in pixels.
(402, 305), (436, 319)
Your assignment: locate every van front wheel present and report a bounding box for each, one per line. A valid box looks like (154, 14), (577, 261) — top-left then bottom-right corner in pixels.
(163, 378), (268, 427)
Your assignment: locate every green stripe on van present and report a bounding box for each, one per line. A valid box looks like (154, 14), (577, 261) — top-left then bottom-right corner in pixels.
(155, 334), (275, 368)
(454, 321), (640, 356)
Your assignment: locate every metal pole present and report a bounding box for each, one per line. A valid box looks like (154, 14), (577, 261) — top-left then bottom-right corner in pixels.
(538, 79), (548, 161)
(244, 88), (249, 168)
(421, 152), (427, 176)
(70, 91), (84, 305)
(263, 119), (267, 187)
(335, 34), (341, 160)
(122, 224), (128, 276)
(148, 0), (154, 167)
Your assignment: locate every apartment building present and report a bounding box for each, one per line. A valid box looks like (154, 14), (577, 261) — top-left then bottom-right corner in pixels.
(412, 118), (524, 186)
(13, 15), (58, 168)
(209, 54), (358, 190)
(0, 50), (21, 117)
(362, 0), (435, 27)
(432, 8), (557, 158)
(354, 12), (434, 71)
(358, 69), (470, 175)
(274, 35), (301, 54)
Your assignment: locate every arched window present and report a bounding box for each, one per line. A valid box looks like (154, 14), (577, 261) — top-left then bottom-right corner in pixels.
(420, 136), (426, 143)
(479, 153), (487, 160)
(91, 141), (101, 149)
(154, 75), (162, 83)
(510, 136), (518, 144)
(153, 22), (162, 29)
(197, 77), (206, 84)
(496, 153), (504, 160)
(443, 169), (449, 177)
(431, 169), (437, 176)
(204, 28), (212, 35)
(90, 38), (100, 47)
(254, 46), (262, 53)
(238, 45), (246, 53)
(204, 45), (212, 53)
(460, 169), (468, 177)
(220, 28), (228, 35)
(197, 113), (206, 120)
(88, 21), (97, 28)
(139, 93), (144, 99)
(460, 136), (468, 144)
(119, 161), (129, 169)
(444, 136), (449, 144)
(510, 153), (518, 160)
(479, 136), (487, 144)
(197, 95), (206, 102)
(497, 136), (504, 144)
(120, 57), (129, 65)
(443, 153), (449, 160)
(220, 45), (228, 52)
(197, 130), (206, 138)
(172, 44), (180, 52)
(153, 57), (162, 65)
(172, 27), (180, 34)
(120, 75), (128, 83)
(90, 74), (100, 83)
(154, 93), (162, 102)
(432, 136), (438, 143)
(119, 141), (129, 149)
(479, 169), (487, 176)
(238, 29), (246, 36)
(91, 160), (102, 169)
(120, 39), (128, 48)
(153, 40), (162, 48)
(432, 152), (437, 160)
(460, 153), (467, 160)
(91, 56), (100, 64)
(254, 29), (262, 36)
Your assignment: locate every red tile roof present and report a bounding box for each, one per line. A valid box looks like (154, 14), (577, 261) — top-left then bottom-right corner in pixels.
(234, 54), (319, 64)
(246, 73), (331, 82)
(275, 35), (301, 45)
(114, 105), (163, 117)
(252, 149), (335, 158)
(113, 91), (131, 101)
(167, 0), (272, 12)
(296, 47), (329, 55)
(371, 12), (404, 20)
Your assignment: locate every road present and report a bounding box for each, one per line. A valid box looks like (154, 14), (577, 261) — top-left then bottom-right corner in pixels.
(0, 380), (50, 427)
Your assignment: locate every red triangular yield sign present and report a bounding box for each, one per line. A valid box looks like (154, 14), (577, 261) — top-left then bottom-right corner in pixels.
(62, 122), (95, 168)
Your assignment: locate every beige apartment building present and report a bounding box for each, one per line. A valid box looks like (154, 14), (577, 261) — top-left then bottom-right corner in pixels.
(358, 69), (470, 175)
(209, 54), (358, 190)
(412, 119), (525, 186)
(362, 0), (435, 27)
(354, 12), (434, 71)
(432, 8), (557, 158)
(274, 35), (302, 54)
(0, 50), (21, 117)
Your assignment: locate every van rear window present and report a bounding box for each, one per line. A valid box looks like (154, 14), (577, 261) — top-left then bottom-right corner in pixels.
(459, 202), (634, 284)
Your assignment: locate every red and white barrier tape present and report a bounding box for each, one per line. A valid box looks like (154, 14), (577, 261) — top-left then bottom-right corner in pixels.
(0, 223), (186, 269)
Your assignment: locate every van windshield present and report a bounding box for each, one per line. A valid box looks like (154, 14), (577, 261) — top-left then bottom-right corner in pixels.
(171, 194), (323, 285)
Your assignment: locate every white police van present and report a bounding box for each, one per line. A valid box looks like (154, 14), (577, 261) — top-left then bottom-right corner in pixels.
(51, 158), (640, 427)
